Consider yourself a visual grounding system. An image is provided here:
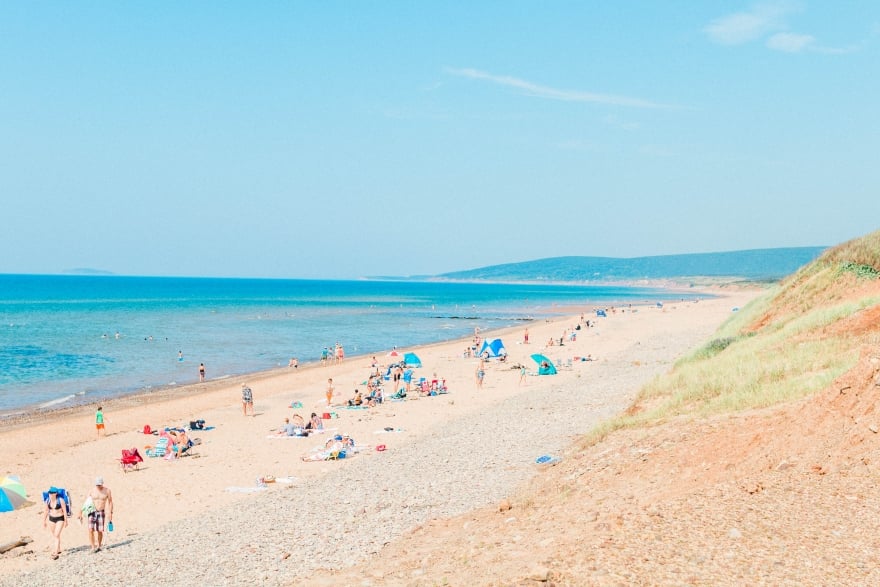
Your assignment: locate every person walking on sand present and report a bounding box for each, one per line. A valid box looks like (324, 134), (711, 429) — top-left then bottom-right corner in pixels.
(241, 384), (254, 416)
(78, 477), (113, 553)
(475, 360), (485, 389)
(524, 329), (529, 344)
(326, 378), (335, 406)
(95, 406), (105, 436)
(198, 363), (206, 382)
(519, 364), (527, 385)
(42, 487), (68, 559)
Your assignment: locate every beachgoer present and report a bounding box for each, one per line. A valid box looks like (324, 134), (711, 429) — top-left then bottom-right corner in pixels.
(524, 329), (529, 344)
(79, 477), (113, 553)
(306, 412), (323, 431)
(95, 407), (105, 436)
(347, 389), (363, 407)
(43, 487), (68, 559)
(198, 363), (206, 382)
(169, 429), (192, 457)
(241, 384), (254, 416)
(519, 365), (527, 385)
(476, 362), (485, 389)
(326, 378), (334, 406)
(178, 350), (184, 362)
(289, 357), (298, 368)
(278, 417), (297, 436)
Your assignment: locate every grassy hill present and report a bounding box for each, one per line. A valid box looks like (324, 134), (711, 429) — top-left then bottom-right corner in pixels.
(438, 247), (827, 283)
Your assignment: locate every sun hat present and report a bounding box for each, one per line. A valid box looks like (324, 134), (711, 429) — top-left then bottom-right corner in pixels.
(48, 486), (59, 494)
(95, 477), (104, 486)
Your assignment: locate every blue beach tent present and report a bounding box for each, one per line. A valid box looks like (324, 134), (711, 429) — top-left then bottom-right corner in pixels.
(596, 309), (607, 317)
(403, 352), (422, 367)
(531, 354), (557, 375)
(478, 338), (506, 359)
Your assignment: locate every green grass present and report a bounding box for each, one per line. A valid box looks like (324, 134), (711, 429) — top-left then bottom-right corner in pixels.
(575, 230), (880, 450)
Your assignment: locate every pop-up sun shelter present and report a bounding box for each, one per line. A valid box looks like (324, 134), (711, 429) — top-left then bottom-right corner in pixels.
(403, 352), (422, 367)
(478, 338), (506, 358)
(531, 353), (557, 375)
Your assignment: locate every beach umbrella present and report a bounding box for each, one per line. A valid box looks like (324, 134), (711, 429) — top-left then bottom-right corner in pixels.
(530, 354), (557, 375)
(0, 475), (27, 512)
(387, 350), (402, 357)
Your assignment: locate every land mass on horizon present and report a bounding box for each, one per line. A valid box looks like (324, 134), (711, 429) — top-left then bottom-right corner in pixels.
(369, 246), (827, 283)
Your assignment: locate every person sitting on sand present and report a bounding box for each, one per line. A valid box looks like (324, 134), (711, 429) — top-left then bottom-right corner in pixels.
(347, 389), (363, 407)
(278, 417), (297, 436)
(305, 412), (323, 431)
(168, 429), (193, 457)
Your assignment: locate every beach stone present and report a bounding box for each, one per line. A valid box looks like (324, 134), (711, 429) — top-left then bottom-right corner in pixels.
(499, 498), (512, 512)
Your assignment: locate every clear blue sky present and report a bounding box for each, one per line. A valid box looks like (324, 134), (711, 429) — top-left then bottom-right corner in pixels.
(2, 2), (878, 279)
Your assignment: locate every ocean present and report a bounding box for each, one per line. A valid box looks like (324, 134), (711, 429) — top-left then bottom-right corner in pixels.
(0, 274), (696, 415)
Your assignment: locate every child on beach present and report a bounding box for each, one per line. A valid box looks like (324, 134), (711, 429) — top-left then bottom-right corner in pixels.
(95, 407), (105, 436)
(326, 378), (334, 406)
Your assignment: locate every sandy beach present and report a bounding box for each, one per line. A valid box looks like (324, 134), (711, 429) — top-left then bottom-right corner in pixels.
(0, 287), (757, 586)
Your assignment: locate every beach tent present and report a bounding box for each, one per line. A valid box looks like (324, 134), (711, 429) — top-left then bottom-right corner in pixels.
(530, 354), (557, 375)
(596, 309), (607, 317)
(478, 338), (506, 359)
(403, 352), (422, 367)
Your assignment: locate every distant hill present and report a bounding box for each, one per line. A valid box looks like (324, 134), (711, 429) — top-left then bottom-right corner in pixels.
(436, 247), (827, 283)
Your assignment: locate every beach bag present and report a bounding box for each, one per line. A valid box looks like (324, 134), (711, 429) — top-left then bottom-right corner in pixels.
(143, 424), (152, 435)
(189, 420), (205, 430)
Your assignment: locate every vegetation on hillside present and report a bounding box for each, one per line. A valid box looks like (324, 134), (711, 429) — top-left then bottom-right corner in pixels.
(582, 230), (880, 448)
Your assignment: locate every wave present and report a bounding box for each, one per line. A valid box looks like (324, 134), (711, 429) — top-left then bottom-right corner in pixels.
(38, 394), (79, 409)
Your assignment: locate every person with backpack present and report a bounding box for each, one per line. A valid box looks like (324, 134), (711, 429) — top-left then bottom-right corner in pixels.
(42, 487), (69, 559)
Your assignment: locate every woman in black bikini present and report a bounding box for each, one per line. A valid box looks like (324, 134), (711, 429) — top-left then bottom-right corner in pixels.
(42, 487), (68, 559)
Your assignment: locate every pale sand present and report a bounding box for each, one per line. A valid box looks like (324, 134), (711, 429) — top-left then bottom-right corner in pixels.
(0, 287), (757, 580)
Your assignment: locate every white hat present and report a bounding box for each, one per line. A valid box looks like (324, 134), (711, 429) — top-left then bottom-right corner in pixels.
(95, 477), (104, 486)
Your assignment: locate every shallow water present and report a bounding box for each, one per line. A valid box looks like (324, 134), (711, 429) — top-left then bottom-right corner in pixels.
(0, 274), (690, 413)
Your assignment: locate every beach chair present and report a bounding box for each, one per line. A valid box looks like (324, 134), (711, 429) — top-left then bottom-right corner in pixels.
(119, 447), (144, 473)
(145, 436), (169, 458)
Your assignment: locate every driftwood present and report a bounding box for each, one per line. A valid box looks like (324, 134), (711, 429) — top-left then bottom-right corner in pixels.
(0, 536), (33, 554)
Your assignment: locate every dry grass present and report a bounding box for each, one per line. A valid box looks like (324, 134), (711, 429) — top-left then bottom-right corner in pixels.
(579, 229), (880, 450)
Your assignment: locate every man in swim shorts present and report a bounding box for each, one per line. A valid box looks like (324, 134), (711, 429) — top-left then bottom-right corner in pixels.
(79, 477), (113, 553)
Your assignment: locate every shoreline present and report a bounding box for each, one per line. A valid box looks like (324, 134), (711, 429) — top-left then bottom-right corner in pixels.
(0, 285), (715, 424)
(0, 287), (758, 582)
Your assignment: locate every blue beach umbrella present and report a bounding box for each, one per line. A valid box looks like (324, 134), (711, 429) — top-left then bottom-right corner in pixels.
(0, 475), (27, 512)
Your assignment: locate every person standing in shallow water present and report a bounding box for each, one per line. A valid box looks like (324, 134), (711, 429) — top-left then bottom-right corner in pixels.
(198, 363), (206, 382)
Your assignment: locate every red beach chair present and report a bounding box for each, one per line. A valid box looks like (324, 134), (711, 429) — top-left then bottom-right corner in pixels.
(119, 447), (144, 473)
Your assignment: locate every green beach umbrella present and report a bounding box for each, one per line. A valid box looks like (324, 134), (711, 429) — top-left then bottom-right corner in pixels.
(0, 475), (28, 512)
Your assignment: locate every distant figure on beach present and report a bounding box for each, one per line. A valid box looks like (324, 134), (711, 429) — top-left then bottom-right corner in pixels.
(476, 361), (485, 389)
(347, 389), (363, 407)
(524, 329), (529, 344)
(42, 486), (68, 559)
(289, 357), (298, 368)
(326, 378), (334, 406)
(198, 363), (206, 382)
(178, 350), (184, 362)
(95, 407), (105, 436)
(519, 365), (527, 385)
(241, 384), (254, 416)
(78, 477), (113, 553)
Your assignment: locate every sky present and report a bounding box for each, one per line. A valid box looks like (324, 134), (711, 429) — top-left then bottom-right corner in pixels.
(1, 1), (878, 279)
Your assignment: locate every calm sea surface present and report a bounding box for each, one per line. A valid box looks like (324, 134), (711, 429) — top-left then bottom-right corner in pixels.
(0, 275), (696, 414)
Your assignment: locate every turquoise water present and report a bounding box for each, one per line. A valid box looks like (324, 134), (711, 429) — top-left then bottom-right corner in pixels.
(0, 275), (693, 414)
